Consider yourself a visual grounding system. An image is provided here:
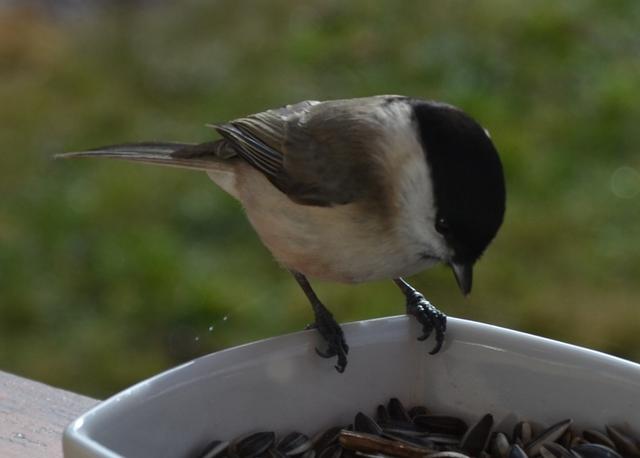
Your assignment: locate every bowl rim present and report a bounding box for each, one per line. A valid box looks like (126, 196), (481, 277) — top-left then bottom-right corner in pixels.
(63, 315), (640, 458)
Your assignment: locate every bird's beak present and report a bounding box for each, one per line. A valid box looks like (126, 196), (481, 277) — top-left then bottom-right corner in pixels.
(450, 262), (473, 296)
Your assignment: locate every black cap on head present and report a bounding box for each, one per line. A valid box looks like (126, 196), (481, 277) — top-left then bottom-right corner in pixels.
(411, 100), (506, 284)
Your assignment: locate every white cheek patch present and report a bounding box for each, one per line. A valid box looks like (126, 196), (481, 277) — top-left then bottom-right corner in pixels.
(379, 104), (452, 264)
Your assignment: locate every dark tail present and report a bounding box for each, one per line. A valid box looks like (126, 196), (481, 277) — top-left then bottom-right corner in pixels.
(56, 141), (234, 171)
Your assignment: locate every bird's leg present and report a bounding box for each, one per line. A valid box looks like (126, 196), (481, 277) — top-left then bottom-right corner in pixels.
(291, 271), (349, 373)
(394, 278), (447, 354)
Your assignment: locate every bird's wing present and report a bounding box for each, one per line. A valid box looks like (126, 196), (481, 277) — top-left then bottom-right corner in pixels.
(212, 98), (389, 206)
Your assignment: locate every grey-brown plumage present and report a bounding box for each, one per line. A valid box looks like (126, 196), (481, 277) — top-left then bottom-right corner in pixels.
(217, 98), (391, 207)
(58, 95), (506, 372)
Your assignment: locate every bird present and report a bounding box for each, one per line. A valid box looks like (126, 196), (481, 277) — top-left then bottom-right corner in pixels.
(57, 95), (506, 373)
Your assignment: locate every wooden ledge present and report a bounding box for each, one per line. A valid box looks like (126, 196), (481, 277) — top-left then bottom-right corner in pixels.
(0, 370), (99, 458)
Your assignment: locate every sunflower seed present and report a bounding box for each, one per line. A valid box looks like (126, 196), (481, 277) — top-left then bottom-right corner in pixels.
(460, 414), (494, 456)
(200, 398), (639, 458)
(525, 419), (573, 457)
(376, 405), (391, 426)
(278, 432), (313, 456)
(355, 413), (384, 436)
(558, 429), (573, 449)
(414, 415), (468, 436)
(313, 427), (343, 454)
(513, 422), (533, 445)
(508, 444), (528, 458)
(605, 425), (640, 457)
(228, 433), (255, 458)
(540, 442), (575, 458)
(582, 430), (616, 451)
(387, 399), (413, 427)
(339, 430), (434, 458)
(200, 440), (229, 458)
(490, 432), (510, 458)
(572, 443), (623, 458)
(231, 432), (276, 458)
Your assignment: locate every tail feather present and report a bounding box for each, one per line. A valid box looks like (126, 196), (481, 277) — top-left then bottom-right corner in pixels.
(55, 141), (234, 171)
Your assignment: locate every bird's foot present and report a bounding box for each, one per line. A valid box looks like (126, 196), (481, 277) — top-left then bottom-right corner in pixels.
(404, 290), (447, 354)
(308, 308), (349, 373)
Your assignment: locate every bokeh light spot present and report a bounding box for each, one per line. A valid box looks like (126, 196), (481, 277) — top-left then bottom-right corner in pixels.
(611, 166), (640, 199)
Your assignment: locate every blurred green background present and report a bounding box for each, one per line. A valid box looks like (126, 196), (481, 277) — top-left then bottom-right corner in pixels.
(1, 0), (639, 399)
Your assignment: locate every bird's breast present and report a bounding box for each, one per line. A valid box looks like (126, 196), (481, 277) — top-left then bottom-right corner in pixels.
(230, 164), (438, 283)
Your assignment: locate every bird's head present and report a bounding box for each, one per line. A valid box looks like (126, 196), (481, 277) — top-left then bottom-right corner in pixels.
(412, 100), (506, 295)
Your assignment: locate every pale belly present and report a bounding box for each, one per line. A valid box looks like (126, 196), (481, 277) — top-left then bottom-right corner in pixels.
(227, 168), (438, 283)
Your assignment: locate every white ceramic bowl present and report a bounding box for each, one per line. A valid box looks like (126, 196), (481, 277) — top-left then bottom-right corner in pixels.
(63, 316), (640, 458)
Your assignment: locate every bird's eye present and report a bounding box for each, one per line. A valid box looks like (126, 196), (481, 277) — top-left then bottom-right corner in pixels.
(435, 217), (450, 235)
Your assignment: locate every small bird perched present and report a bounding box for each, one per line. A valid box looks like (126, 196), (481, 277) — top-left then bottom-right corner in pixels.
(58, 95), (506, 372)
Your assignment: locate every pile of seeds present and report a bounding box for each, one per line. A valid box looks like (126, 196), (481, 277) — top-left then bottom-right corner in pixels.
(196, 398), (640, 458)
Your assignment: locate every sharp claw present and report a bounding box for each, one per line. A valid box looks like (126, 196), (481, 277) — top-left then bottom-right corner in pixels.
(317, 344), (348, 372)
(428, 316), (446, 354)
(432, 322), (447, 354)
(429, 340), (444, 355)
(403, 286), (447, 355)
(335, 349), (348, 373)
(293, 272), (349, 372)
(309, 305), (349, 371)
